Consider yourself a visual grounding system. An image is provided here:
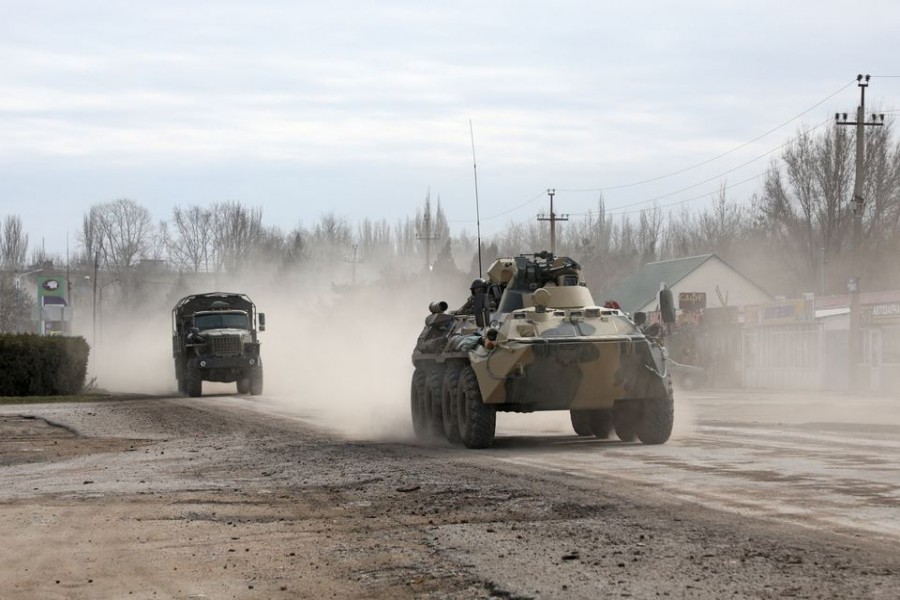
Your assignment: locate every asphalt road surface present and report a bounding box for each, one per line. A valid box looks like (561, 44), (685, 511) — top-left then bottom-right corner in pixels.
(0, 388), (898, 599)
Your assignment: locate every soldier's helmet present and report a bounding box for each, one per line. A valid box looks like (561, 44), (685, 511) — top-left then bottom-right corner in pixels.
(470, 278), (489, 292)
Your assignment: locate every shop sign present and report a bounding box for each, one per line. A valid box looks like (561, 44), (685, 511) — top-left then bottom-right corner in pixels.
(679, 292), (707, 311)
(745, 298), (815, 325)
(871, 303), (900, 318)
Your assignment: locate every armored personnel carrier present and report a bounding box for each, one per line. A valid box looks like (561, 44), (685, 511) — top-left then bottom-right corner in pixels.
(172, 292), (266, 397)
(411, 252), (673, 449)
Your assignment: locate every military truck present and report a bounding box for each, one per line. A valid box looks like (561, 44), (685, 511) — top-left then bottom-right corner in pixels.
(411, 252), (674, 449)
(172, 292), (266, 397)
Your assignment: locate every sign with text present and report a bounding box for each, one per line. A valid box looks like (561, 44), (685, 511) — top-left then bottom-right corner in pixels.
(678, 292), (707, 311)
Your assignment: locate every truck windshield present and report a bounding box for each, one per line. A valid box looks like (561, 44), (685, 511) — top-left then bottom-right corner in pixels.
(195, 312), (249, 330)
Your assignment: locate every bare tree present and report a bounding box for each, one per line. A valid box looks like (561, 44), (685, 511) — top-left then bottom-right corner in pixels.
(695, 184), (748, 259)
(0, 278), (32, 333)
(637, 206), (664, 264)
(101, 199), (154, 269)
(760, 125), (855, 293)
(861, 122), (900, 286)
(168, 205), (214, 272)
(357, 218), (392, 264)
(0, 215), (29, 269)
(211, 202), (265, 273)
(310, 213), (352, 261)
(80, 199), (155, 270)
(282, 227), (307, 269)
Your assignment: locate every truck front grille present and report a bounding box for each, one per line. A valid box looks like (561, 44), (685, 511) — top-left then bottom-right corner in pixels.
(209, 334), (243, 357)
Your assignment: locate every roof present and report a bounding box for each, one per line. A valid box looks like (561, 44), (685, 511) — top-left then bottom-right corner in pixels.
(605, 254), (715, 313)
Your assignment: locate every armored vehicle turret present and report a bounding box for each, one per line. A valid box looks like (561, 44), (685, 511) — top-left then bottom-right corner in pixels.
(411, 252), (673, 448)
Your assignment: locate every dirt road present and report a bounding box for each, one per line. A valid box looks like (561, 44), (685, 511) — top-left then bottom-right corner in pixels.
(0, 390), (898, 599)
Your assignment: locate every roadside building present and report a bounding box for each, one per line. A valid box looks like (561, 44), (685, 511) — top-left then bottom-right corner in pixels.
(603, 254), (772, 386)
(604, 254), (772, 316)
(740, 290), (900, 391)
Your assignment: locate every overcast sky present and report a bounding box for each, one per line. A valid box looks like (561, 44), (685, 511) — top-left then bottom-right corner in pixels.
(3, 0), (900, 256)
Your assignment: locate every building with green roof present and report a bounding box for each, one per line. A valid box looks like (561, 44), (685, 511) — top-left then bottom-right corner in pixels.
(604, 254), (772, 315)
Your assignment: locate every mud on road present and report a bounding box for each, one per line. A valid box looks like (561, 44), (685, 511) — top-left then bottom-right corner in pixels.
(0, 397), (898, 599)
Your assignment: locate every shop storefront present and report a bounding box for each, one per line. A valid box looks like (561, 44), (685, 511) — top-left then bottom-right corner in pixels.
(862, 302), (900, 392)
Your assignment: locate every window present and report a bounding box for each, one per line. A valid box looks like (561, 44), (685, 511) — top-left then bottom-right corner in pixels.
(195, 312), (249, 330)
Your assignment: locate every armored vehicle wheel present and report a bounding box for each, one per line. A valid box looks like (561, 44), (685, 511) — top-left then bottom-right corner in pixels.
(455, 365), (496, 449)
(186, 365), (203, 398)
(410, 368), (429, 440)
(613, 402), (639, 442)
(424, 367), (444, 437)
(637, 376), (674, 445)
(249, 367), (264, 396)
(441, 365), (463, 444)
(236, 378), (250, 394)
(569, 410), (593, 436)
(588, 409), (613, 439)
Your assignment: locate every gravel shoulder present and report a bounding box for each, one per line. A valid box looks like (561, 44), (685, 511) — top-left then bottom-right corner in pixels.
(0, 397), (898, 599)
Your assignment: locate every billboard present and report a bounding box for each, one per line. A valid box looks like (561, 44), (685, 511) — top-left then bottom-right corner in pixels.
(36, 275), (70, 334)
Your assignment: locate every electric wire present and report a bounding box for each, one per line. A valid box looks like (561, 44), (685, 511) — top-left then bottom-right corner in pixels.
(557, 79), (858, 193)
(575, 170), (769, 218)
(448, 190), (546, 224)
(585, 117), (832, 214)
(450, 78), (880, 226)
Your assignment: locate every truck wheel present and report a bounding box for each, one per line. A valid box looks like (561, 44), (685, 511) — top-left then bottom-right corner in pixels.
(613, 402), (639, 442)
(424, 367), (444, 438)
(455, 365), (495, 449)
(175, 364), (186, 394)
(186, 365), (203, 398)
(236, 378), (250, 394)
(410, 367), (428, 440)
(569, 410), (592, 436)
(588, 409), (613, 439)
(249, 367), (264, 396)
(637, 376), (674, 445)
(441, 364), (462, 444)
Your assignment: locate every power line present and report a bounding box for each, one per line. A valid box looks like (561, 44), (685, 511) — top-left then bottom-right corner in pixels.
(449, 79), (885, 228)
(569, 170), (769, 219)
(448, 190), (546, 224)
(558, 79), (857, 194)
(484, 190), (546, 220)
(581, 117), (831, 215)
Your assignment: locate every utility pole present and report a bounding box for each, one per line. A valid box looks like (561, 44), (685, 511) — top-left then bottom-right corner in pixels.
(835, 73), (885, 391)
(344, 244), (364, 285)
(537, 188), (568, 255)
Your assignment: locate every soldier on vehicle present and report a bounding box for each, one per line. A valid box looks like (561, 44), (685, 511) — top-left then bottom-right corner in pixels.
(455, 278), (494, 327)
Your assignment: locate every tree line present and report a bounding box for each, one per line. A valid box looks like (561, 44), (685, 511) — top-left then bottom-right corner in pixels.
(3, 119), (900, 322)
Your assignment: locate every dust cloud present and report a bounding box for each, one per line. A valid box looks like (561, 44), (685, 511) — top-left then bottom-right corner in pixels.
(256, 283), (430, 441)
(78, 265), (472, 443)
(79, 264), (697, 445)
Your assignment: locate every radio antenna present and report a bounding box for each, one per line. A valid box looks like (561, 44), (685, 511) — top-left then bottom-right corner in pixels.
(470, 119), (483, 276)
